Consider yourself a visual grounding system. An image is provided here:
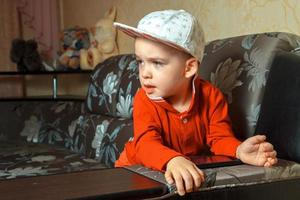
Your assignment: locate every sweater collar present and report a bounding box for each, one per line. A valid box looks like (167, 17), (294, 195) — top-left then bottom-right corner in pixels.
(146, 76), (199, 114)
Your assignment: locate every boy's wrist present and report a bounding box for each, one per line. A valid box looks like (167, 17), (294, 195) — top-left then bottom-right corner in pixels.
(236, 145), (241, 159)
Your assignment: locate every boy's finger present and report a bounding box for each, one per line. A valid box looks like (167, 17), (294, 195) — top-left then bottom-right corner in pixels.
(181, 171), (193, 193)
(265, 150), (277, 158)
(268, 157), (278, 165)
(264, 157), (278, 167)
(248, 135), (266, 145)
(165, 170), (174, 184)
(173, 173), (185, 196)
(256, 134), (267, 140)
(264, 162), (271, 167)
(196, 167), (205, 182)
(262, 142), (274, 151)
(189, 166), (203, 189)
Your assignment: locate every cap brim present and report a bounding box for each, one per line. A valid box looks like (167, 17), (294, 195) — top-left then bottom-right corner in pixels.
(114, 22), (190, 54)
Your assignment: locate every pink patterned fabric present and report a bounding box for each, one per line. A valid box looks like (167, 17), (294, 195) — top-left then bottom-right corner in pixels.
(17, 0), (59, 61)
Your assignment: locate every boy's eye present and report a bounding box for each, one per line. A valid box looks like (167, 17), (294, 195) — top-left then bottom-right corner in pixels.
(153, 61), (164, 68)
(135, 59), (144, 66)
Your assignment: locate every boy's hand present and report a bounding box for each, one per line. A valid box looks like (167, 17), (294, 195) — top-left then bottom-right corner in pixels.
(165, 156), (204, 196)
(236, 135), (278, 167)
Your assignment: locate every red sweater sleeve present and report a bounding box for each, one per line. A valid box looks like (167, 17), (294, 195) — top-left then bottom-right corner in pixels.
(206, 86), (241, 157)
(129, 90), (182, 171)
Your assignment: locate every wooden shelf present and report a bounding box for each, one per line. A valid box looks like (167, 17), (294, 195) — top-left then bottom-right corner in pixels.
(0, 70), (92, 99)
(0, 70), (92, 75)
(0, 95), (86, 101)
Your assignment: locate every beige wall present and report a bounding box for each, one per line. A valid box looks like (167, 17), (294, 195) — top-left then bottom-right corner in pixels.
(60, 0), (300, 55)
(29, 0), (300, 97)
(61, 0), (117, 29)
(26, 0), (117, 97)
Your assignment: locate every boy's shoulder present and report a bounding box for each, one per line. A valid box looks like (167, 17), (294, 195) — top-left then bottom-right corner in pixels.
(134, 89), (167, 107)
(133, 89), (164, 116)
(133, 88), (153, 106)
(135, 88), (148, 100)
(196, 77), (222, 94)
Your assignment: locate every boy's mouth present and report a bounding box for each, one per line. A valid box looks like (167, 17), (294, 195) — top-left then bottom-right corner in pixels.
(143, 84), (155, 94)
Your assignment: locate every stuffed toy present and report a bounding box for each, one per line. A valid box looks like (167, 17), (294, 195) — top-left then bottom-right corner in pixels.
(80, 6), (119, 70)
(58, 27), (90, 70)
(10, 39), (46, 72)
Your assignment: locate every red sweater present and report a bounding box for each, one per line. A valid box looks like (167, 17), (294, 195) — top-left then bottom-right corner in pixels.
(115, 77), (241, 171)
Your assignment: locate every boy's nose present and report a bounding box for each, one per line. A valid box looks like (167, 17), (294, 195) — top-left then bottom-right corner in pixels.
(141, 66), (152, 79)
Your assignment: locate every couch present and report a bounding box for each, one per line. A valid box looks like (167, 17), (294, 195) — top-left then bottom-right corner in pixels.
(0, 100), (107, 180)
(1, 32), (300, 199)
(73, 31), (300, 199)
(73, 31), (300, 164)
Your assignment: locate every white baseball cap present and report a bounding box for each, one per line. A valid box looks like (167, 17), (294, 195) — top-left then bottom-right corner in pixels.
(114, 9), (205, 62)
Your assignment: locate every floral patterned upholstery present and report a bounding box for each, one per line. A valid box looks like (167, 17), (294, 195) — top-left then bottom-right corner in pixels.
(200, 32), (300, 140)
(72, 54), (139, 167)
(0, 101), (84, 146)
(0, 100), (106, 180)
(85, 54), (139, 117)
(0, 142), (106, 180)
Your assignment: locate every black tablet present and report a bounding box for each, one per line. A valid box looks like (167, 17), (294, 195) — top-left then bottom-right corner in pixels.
(190, 155), (242, 169)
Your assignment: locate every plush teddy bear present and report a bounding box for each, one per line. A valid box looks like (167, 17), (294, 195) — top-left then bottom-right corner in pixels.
(80, 6), (119, 70)
(58, 27), (90, 70)
(10, 38), (46, 72)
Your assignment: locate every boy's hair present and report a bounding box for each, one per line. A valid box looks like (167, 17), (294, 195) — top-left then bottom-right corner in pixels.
(114, 9), (205, 62)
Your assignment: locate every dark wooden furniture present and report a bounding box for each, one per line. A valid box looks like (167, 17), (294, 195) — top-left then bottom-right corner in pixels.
(0, 70), (91, 99)
(0, 168), (168, 200)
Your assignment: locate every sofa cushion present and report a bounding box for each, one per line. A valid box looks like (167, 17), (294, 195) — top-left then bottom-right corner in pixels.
(71, 113), (133, 167)
(0, 142), (106, 180)
(200, 32), (300, 140)
(0, 100), (84, 149)
(255, 52), (300, 162)
(85, 54), (140, 118)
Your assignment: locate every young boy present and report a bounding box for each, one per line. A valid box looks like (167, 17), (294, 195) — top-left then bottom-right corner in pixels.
(114, 9), (277, 196)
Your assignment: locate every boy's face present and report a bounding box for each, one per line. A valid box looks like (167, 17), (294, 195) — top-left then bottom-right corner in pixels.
(135, 38), (193, 100)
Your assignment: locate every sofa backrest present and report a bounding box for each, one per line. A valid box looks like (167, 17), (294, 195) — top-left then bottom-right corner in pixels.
(0, 100), (84, 149)
(85, 54), (140, 119)
(200, 32), (300, 140)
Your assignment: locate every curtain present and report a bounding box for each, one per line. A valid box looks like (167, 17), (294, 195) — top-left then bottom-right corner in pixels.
(0, 0), (24, 97)
(17, 0), (60, 62)
(0, 0), (60, 98)
(0, 0), (20, 71)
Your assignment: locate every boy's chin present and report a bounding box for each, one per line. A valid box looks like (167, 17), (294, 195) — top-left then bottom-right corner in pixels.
(146, 92), (164, 100)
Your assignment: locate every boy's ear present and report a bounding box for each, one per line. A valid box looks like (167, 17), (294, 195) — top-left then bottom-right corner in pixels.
(184, 57), (199, 78)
